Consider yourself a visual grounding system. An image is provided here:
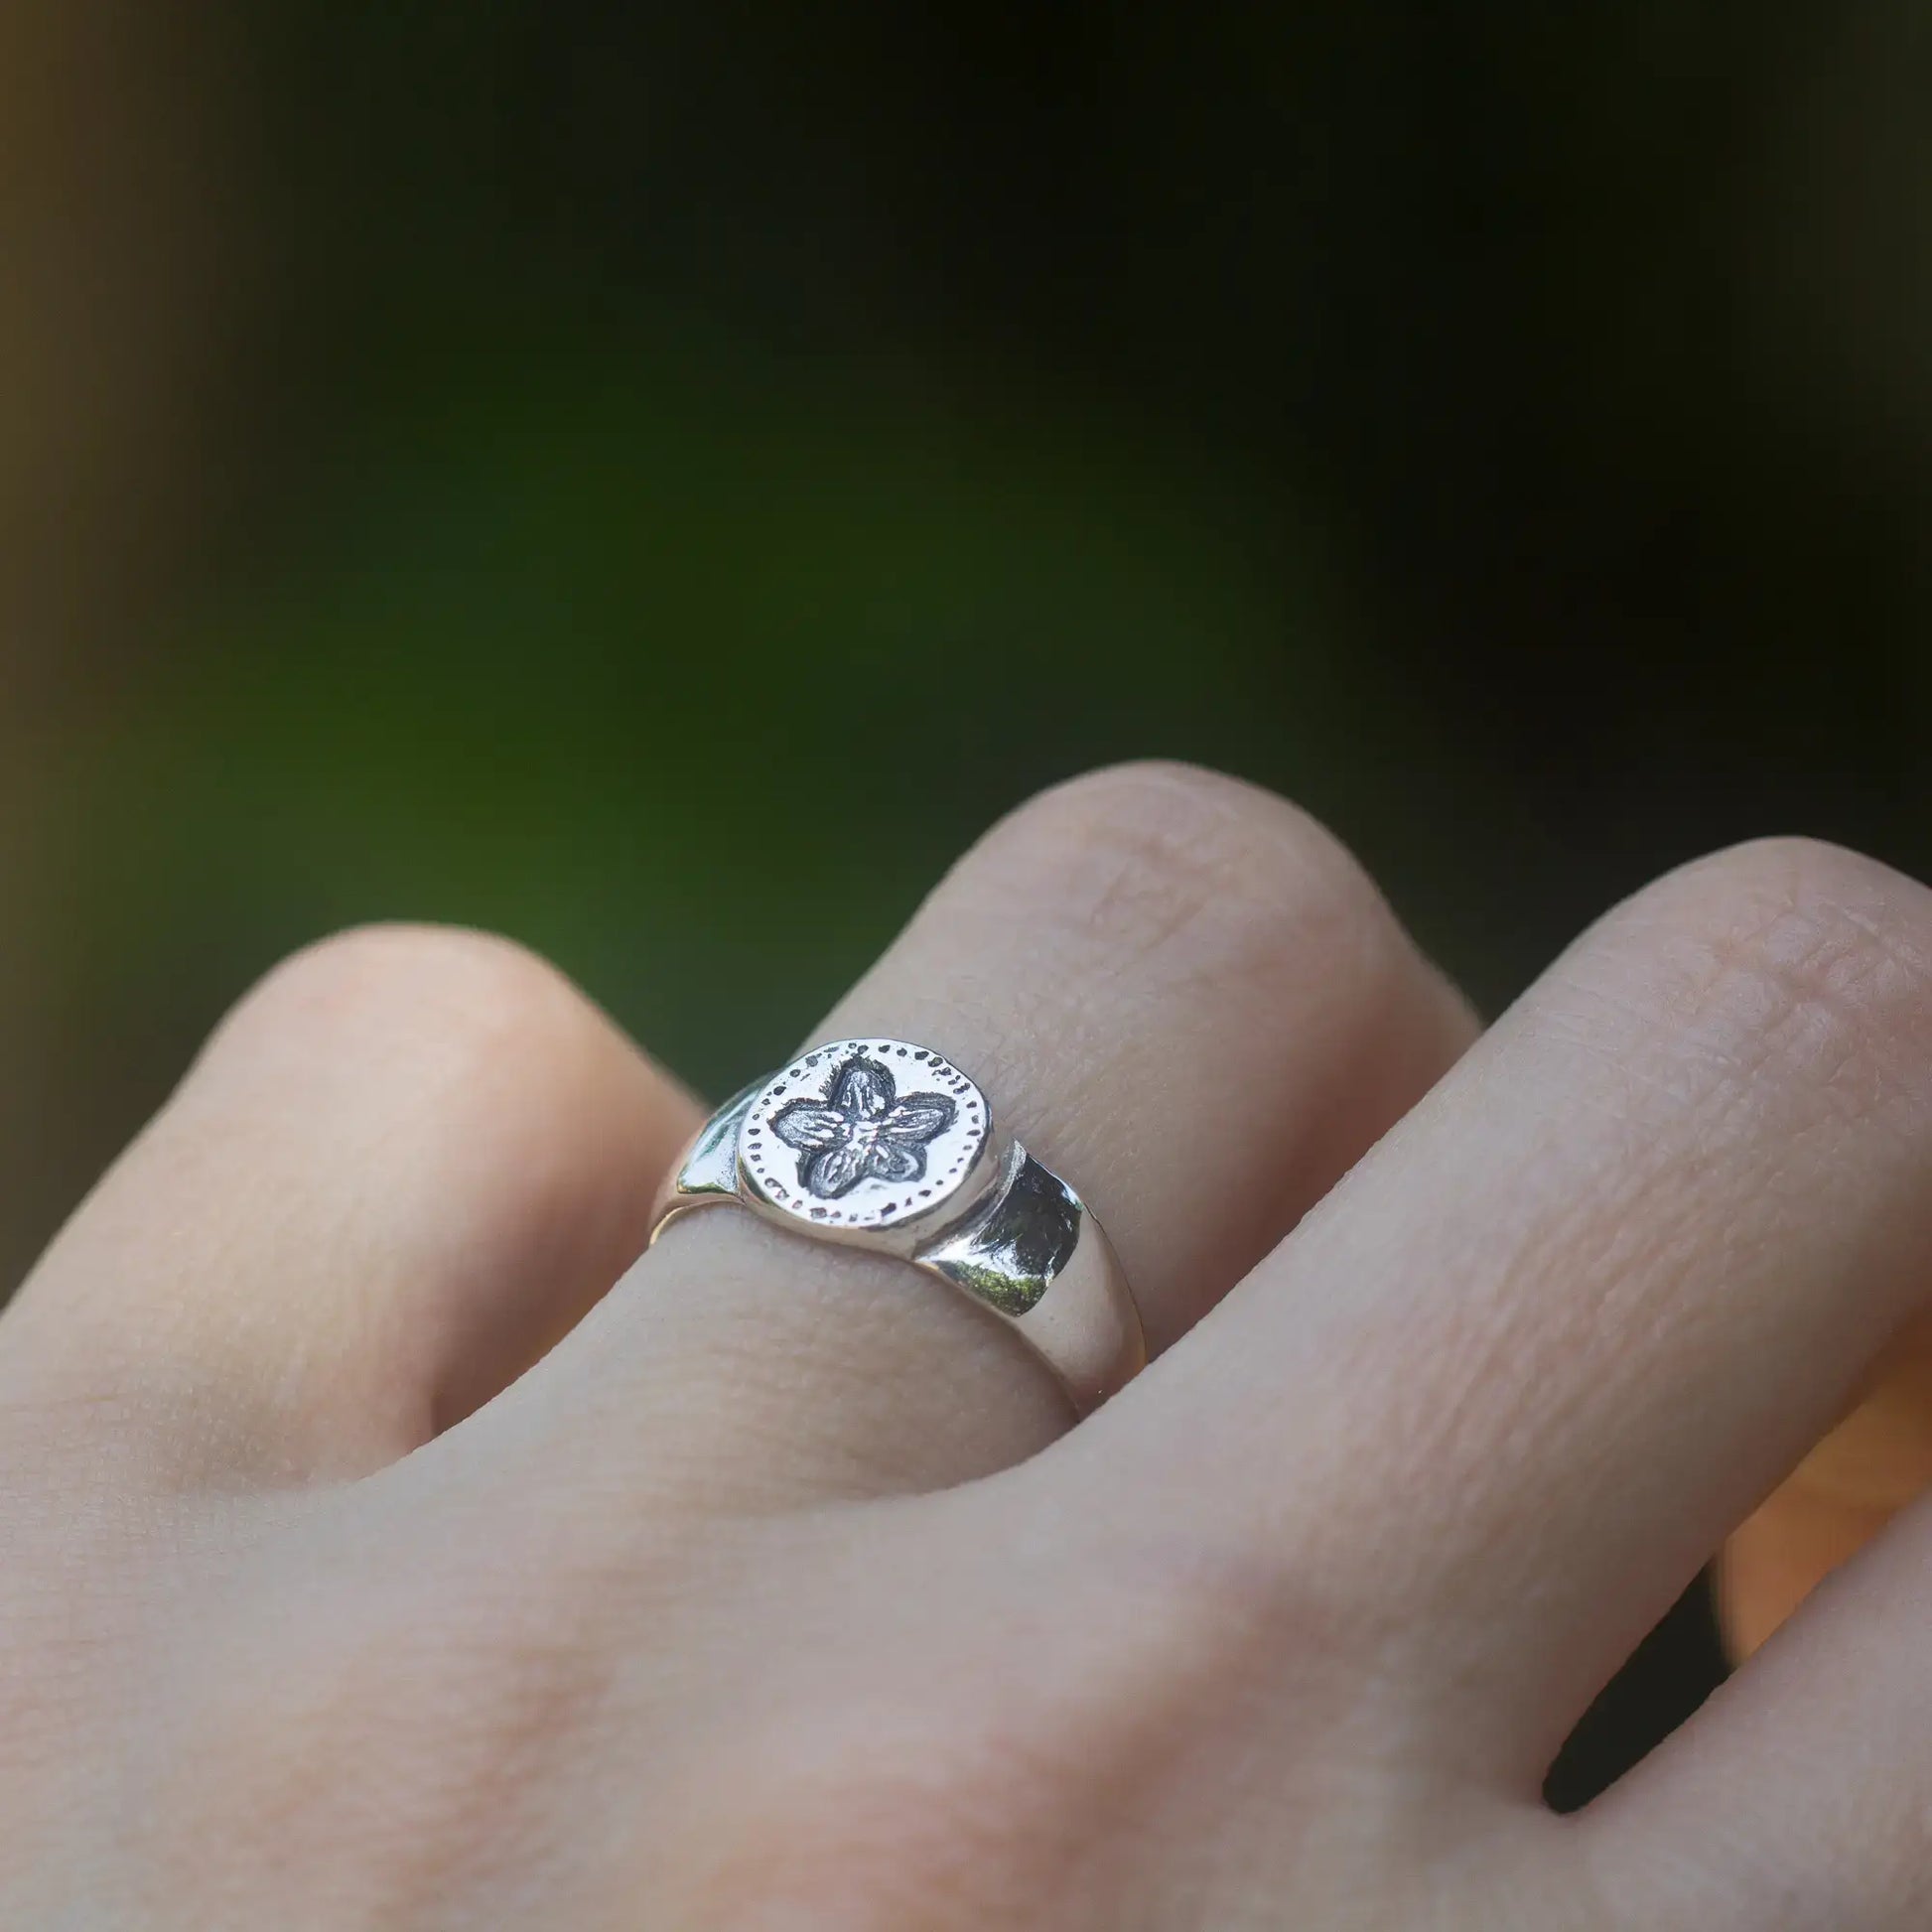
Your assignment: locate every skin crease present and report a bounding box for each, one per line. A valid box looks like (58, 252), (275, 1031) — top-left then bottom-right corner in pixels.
(6, 763), (1932, 1928)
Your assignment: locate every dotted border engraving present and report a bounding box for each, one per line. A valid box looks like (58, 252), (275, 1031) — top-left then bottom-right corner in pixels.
(741, 1038), (989, 1234)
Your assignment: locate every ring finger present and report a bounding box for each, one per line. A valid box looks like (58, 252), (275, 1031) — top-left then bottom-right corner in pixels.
(481, 761), (1474, 1512)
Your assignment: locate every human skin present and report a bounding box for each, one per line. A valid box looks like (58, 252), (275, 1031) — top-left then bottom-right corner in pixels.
(1, 760), (1928, 1928)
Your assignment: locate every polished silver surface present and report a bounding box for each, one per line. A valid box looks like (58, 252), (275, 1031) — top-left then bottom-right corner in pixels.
(919, 1141), (1076, 1317)
(647, 1037), (1145, 1415)
(648, 1076), (759, 1237)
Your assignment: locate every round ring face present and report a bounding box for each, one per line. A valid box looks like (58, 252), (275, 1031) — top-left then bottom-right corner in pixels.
(739, 1038), (990, 1234)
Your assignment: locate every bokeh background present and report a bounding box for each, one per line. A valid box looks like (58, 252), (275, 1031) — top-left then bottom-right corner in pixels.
(8, 1), (1931, 1806)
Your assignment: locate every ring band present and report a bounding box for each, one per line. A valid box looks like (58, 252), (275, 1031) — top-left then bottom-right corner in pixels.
(647, 1037), (1146, 1415)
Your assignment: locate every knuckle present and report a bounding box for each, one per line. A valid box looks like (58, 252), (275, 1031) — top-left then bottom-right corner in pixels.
(153, 1568), (599, 1916)
(218, 923), (592, 1073)
(979, 760), (1402, 993)
(219, 923), (567, 1052)
(152, 1601), (429, 1899)
(674, 1697), (1100, 1932)
(1609, 837), (1932, 1117)
(667, 1512), (1339, 1932)
(166, 924), (641, 1276)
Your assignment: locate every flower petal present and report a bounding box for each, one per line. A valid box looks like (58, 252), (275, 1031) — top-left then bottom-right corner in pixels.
(882, 1095), (956, 1147)
(805, 1139), (872, 1198)
(867, 1140), (925, 1184)
(770, 1104), (848, 1153)
(830, 1056), (896, 1120)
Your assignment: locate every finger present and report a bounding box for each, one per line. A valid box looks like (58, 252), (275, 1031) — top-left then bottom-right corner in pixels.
(1718, 1311), (1932, 1657)
(1584, 1486), (1932, 1931)
(483, 762), (1474, 1512)
(1061, 838), (1932, 1783)
(0, 926), (700, 1489)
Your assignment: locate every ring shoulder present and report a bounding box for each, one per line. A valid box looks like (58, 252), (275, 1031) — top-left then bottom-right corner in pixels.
(915, 1142), (1079, 1316)
(648, 1076), (762, 1241)
(915, 1142), (1143, 1414)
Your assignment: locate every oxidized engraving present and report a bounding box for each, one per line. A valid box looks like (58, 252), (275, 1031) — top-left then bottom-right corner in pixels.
(771, 1054), (957, 1199)
(739, 1038), (990, 1233)
(655, 1036), (1142, 1414)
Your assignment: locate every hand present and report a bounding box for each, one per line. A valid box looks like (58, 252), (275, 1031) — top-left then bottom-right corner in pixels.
(2, 762), (1927, 1929)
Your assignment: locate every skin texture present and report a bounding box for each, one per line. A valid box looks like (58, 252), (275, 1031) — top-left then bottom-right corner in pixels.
(1, 761), (1930, 1928)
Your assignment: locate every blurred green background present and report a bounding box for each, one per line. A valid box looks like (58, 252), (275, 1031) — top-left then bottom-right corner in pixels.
(6, 1), (1931, 1805)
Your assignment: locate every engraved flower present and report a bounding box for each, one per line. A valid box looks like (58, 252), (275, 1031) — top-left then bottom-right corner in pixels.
(769, 1054), (958, 1199)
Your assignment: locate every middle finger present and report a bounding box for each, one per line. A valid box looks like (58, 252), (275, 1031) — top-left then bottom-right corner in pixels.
(1069, 837), (1932, 1786)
